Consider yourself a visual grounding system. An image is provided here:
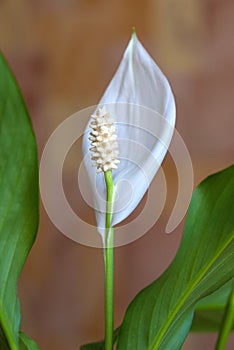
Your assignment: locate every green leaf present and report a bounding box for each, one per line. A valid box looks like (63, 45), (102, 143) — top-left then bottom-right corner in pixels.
(80, 328), (119, 350)
(19, 333), (40, 350)
(191, 281), (234, 332)
(0, 325), (11, 350)
(117, 165), (234, 350)
(0, 53), (39, 349)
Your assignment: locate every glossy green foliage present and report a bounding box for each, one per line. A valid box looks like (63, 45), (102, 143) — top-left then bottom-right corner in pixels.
(191, 282), (234, 332)
(19, 333), (41, 350)
(117, 165), (234, 349)
(0, 54), (39, 349)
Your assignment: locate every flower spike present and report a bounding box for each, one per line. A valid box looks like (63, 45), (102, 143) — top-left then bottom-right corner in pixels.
(89, 106), (120, 173)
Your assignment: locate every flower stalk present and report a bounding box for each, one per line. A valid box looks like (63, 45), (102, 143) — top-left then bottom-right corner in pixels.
(89, 107), (118, 349)
(104, 170), (115, 350)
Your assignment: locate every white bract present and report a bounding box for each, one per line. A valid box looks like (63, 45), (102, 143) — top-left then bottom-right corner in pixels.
(83, 33), (176, 238)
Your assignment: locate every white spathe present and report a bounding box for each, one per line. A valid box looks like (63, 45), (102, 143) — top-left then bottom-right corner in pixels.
(82, 33), (176, 238)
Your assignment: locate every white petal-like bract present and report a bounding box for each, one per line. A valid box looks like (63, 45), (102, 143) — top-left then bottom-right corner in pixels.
(83, 33), (176, 238)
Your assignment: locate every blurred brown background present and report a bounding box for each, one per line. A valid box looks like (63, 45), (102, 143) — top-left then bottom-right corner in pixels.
(0, 0), (234, 349)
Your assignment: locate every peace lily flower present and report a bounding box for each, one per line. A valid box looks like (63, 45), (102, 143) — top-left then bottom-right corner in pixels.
(83, 32), (176, 240)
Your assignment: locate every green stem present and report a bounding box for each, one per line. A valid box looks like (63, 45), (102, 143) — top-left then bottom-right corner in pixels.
(104, 170), (115, 350)
(215, 285), (234, 350)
